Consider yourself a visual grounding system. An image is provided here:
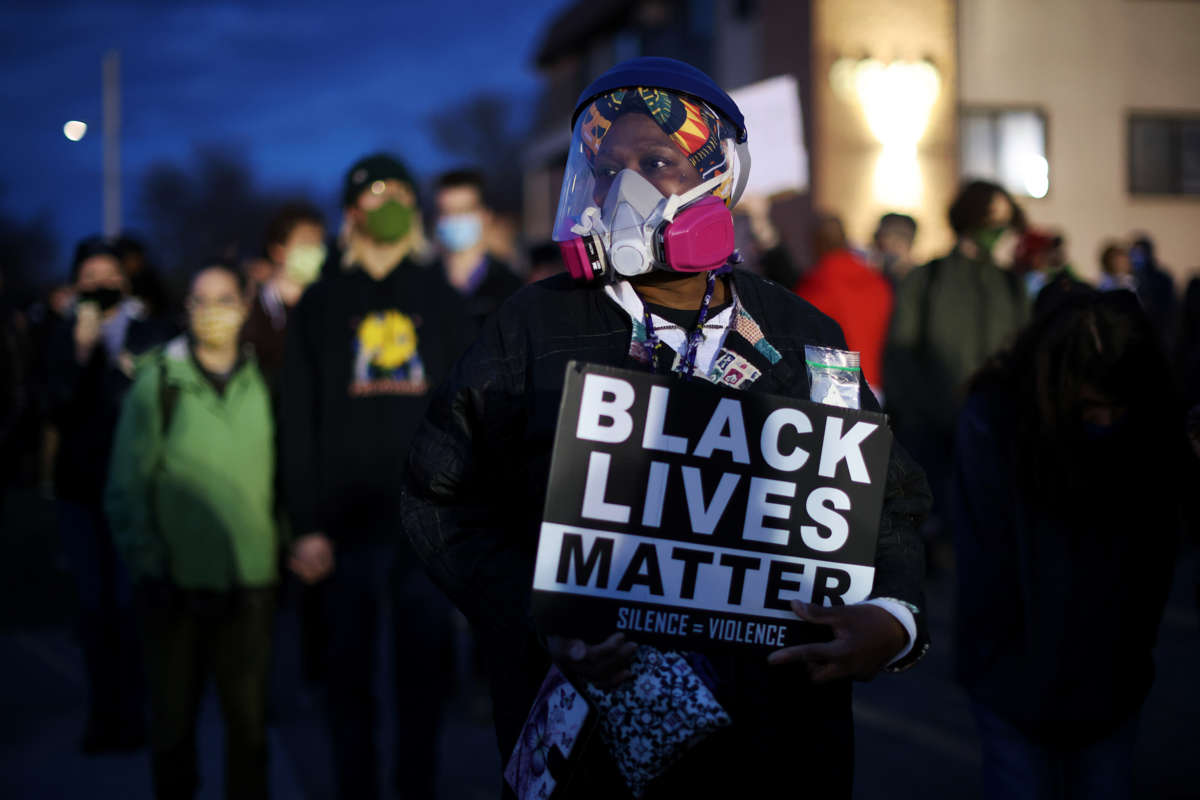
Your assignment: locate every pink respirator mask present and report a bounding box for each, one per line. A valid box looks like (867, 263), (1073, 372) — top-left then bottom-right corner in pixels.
(558, 170), (734, 281)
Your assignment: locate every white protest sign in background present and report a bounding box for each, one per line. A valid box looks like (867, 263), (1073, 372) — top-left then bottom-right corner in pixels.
(728, 74), (809, 198)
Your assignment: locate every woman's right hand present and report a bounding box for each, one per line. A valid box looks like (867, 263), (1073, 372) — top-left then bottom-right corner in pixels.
(546, 632), (638, 689)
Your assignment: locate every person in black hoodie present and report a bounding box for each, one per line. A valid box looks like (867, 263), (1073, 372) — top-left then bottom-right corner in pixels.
(46, 237), (175, 752)
(280, 153), (464, 800)
(951, 288), (1184, 799)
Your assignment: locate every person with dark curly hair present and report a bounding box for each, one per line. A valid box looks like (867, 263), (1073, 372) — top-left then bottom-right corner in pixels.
(951, 289), (1184, 799)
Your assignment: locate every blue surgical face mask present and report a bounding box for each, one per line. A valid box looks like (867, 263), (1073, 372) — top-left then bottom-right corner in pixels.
(436, 213), (483, 252)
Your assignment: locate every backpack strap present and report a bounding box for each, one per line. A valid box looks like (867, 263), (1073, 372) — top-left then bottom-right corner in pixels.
(917, 258), (942, 356)
(158, 355), (180, 438)
(147, 350), (181, 581)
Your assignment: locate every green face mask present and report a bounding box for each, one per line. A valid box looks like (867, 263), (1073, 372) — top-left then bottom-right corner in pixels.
(365, 200), (414, 243)
(974, 226), (1008, 256)
(284, 243), (326, 286)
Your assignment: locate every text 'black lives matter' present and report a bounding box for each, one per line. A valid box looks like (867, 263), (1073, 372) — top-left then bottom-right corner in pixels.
(532, 361), (892, 653)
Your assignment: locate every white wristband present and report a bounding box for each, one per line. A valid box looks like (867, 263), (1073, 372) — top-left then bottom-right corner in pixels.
(859, 597), (917, 666)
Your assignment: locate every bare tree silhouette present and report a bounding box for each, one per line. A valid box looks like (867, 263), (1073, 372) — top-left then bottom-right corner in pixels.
(138, 145), (319, 293)
(0, 186), (58, 306)
(427, 89), (531, 216)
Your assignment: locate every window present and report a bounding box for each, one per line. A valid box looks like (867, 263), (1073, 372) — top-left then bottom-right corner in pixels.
(1128, 114), (1200, 196)
(960, 108), (1049, 199)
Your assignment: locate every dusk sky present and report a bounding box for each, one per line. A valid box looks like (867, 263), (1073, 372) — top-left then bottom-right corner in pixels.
(2, 0), (570, 275)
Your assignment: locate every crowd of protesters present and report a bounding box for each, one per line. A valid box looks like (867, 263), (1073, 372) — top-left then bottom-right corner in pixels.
(0, 153), (538, 799)
(0, 54), (1197, 800)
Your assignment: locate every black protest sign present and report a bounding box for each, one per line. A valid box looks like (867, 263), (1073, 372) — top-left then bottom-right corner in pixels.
(532, 361), (893, 653)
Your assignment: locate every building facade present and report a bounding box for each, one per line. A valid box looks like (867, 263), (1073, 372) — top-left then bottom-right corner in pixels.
(524, 0), (1199, 279)
(959, 0), (1200, 280)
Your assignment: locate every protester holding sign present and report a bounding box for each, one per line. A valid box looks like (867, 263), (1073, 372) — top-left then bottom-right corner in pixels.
(951, 288), (1184, 800)
(402, 57), (931, 799)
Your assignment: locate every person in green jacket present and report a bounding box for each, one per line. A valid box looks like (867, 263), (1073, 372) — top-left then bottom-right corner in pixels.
(105, 262), (279, 800)
(883, 180), (1029, 552)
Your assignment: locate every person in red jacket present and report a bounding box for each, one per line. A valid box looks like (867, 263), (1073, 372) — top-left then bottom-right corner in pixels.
(793, 214), (894, 396)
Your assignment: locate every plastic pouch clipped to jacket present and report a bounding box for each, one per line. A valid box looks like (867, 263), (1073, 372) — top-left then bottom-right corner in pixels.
(806, 345), (861, 410)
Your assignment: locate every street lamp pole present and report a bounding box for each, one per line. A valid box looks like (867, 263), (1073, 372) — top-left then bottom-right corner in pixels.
(102, 49), (121, 238)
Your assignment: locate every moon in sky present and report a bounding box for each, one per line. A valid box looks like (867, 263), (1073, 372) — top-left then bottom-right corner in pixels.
(63, 120), (88, 141)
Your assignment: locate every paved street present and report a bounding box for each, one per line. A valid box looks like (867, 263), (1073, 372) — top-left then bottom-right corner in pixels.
(2, 486), (1197, 799)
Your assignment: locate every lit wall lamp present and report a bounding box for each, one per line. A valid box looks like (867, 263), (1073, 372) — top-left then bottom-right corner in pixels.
(830, 57), (941, 208)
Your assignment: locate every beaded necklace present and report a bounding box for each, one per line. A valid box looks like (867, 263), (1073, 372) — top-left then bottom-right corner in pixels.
(641, 271), (717, 379)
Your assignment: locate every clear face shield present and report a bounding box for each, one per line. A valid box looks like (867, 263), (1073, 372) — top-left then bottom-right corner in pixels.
(552, 87), (750, 280)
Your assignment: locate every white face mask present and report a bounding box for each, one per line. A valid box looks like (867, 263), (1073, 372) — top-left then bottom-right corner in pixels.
(284, 243), (326, 286)
(571, 169), (727, 277)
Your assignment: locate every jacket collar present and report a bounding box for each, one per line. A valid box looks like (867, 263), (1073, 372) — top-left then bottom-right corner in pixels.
(600, 271), (785, 390)
(157, 335), (256, 396)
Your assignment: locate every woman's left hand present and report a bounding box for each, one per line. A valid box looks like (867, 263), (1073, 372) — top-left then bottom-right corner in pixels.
(766, 599), (908, 683)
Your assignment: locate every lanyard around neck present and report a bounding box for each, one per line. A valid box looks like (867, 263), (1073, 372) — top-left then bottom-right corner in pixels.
(640, 270), (717, 379)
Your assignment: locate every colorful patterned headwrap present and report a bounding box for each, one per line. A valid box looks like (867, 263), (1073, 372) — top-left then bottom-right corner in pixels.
(577, 87), (738, 204)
